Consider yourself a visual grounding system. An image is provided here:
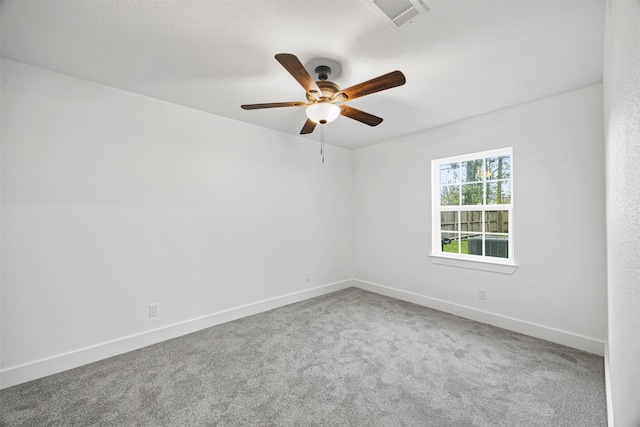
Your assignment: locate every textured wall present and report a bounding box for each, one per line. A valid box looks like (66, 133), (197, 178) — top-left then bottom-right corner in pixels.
(604, 1), (640, 425)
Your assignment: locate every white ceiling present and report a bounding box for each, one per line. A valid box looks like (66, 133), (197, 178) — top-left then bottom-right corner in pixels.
(1, 0), (605, 149)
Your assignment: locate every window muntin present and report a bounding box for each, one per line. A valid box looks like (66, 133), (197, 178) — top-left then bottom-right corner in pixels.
(433, 148), (513, 264)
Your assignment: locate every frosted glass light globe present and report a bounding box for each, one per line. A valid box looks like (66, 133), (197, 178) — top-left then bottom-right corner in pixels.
(305, 102), (340, 124)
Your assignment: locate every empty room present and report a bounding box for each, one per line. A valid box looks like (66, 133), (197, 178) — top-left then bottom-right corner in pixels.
(1, 0), (638, 425)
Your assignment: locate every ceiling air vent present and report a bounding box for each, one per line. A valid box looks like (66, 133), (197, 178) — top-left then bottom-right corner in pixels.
(364, 0), (430, 30)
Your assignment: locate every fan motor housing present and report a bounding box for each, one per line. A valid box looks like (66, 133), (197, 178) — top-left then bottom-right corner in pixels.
(307, 80), (340, 102)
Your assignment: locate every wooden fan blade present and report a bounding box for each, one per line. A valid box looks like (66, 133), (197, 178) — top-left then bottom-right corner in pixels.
(335, 70), (406, 101)
(241, 102), (306, 110)
(275, 53), (321, 99)
(340, 105), (383, 126)
(300, 119), (317, 134)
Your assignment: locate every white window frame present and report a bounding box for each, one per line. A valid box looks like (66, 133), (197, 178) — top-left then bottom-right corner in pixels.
(430, 147), (516, 274)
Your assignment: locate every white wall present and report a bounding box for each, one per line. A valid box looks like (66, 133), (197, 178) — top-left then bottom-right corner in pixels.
(0, 59), (353, 387)
(352, 85), (607, 354)
(604, 1), (640, 424)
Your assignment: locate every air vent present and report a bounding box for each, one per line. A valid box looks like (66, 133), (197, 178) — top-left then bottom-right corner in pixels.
(363, 0), (430, 30)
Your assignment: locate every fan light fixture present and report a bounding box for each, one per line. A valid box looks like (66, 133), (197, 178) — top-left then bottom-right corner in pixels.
(241, 53), (406, 135)
(306, 102), (340, 124)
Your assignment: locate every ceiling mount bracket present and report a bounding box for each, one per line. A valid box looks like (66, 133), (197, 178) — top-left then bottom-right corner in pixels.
(315, 65), (331, 81)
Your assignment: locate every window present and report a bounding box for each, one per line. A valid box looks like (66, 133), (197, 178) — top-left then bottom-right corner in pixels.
(432, 148), (513, 266)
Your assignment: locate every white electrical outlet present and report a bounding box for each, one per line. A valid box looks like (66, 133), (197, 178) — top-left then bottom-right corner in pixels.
(478, 289), (487, 300)
(305, 272), (310, 282)
(149, 303), (159, 317)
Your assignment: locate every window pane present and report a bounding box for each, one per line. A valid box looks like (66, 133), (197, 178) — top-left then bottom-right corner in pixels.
(440, 185), (460, 206)
(440, 211), (458, 232)
(485, 234), (509, 258)
(460, 211), (483, 232)
(486, 181), (511, 204)
(460, 233), (475, 255)
(466, 235), (483, 256)
(461, 159), (483, 183)
(440, 162), (459, 185)
(462, 183), (483, 205)
(486, 155), (511, 180)
(441, 232), (458, 253)
(485, 211), (509, 233)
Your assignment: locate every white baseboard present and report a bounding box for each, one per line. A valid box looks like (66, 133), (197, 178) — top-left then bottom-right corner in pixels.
(353, 279), (605, 356)
(3, 279), (605, 390)
(0, 280), (353, 390)
(604, 343), (614, 426)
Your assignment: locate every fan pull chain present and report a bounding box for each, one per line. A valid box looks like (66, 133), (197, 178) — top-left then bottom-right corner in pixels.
(320, 124), (325, 163)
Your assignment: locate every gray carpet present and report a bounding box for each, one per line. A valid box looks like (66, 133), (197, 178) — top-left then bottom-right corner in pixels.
(0, 287), (606, 426)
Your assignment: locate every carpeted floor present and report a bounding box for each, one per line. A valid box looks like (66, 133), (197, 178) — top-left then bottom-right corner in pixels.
(0, 287), (606, 426)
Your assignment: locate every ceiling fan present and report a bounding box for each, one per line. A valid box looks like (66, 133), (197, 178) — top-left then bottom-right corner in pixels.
(241, 53), (406, 135)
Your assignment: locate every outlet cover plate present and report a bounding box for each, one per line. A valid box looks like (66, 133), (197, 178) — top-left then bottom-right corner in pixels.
(149, 303), (159, 317)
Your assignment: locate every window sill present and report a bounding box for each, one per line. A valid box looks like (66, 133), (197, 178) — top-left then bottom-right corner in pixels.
(428, 254), (518, 274)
